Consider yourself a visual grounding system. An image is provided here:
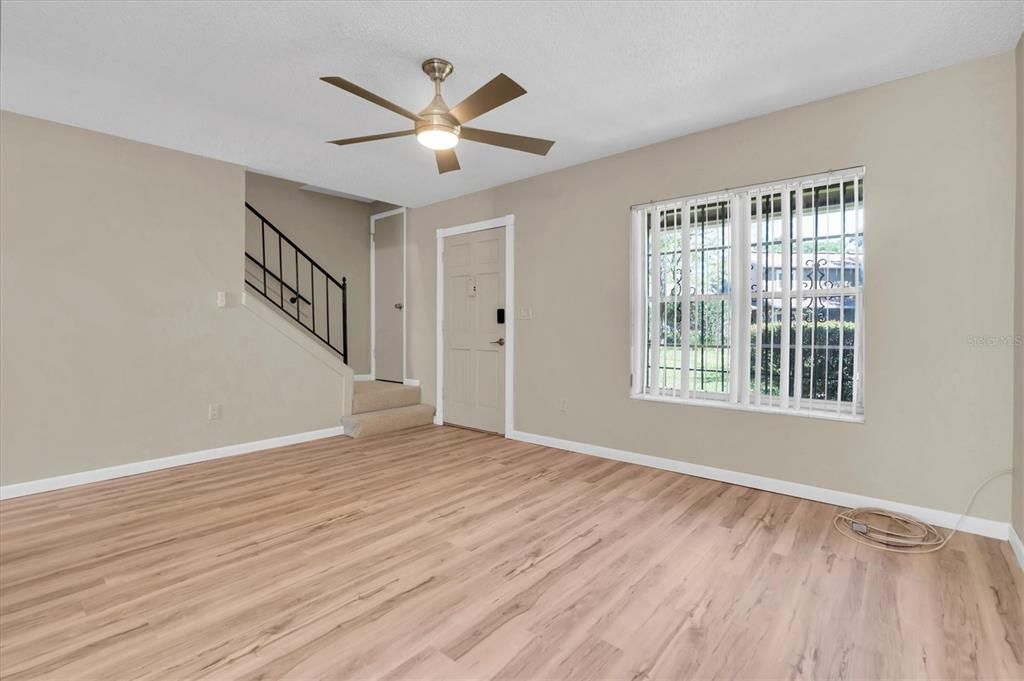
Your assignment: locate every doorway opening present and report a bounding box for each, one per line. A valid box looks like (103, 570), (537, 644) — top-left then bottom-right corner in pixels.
(370, 208), (406, 383)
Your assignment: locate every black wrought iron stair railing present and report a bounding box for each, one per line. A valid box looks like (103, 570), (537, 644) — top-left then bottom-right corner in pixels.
(244, 202), (348, 363)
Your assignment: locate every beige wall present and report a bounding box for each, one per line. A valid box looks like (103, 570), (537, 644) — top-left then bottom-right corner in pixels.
(407, 53), (1017, 522)
(1014, 36), (1024, 538)
(1, 112), (350, 485)
(369, 201), (402, 216)
(245, 172), (372, 374)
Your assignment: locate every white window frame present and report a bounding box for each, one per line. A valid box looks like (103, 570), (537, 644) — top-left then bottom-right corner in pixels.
(630, 167), (865, 423)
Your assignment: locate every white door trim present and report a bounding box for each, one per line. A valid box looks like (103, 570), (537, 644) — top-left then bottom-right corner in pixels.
(436, 215), (515, 435)
(1011, 526), (1024, 571)
(370, 207), (407, 382)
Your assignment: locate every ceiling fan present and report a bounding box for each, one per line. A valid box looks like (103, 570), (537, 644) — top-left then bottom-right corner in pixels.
(321, 58), (555, 174)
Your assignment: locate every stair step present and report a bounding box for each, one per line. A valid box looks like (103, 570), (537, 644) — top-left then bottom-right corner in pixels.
(342, 404), (435, 438)
(352, 381), (421, 414)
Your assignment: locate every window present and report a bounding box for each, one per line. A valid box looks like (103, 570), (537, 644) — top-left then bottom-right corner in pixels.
(631, 168), (865, 420)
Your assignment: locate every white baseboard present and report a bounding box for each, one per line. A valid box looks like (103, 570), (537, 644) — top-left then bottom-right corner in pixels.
(403, 378), (421, 387)
(0, 425), (347, 501)
(1010, 526), (1024, 572)
(508, 430), (1010, 541)
(354, 374), (373, 381)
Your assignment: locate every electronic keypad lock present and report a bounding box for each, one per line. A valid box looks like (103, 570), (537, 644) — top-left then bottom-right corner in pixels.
(497, 308), (505, 324)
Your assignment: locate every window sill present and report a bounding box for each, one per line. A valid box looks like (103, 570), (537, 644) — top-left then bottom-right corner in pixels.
(630, 392), (865, 424)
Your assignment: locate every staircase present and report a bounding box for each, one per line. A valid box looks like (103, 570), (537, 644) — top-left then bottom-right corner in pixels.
(246, 202), (433, 438)
(342, 381), (435, 438)
(245, 202), (348, 363)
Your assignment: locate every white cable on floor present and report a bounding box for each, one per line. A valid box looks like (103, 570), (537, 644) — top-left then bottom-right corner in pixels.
(833, 469), (1012, 554)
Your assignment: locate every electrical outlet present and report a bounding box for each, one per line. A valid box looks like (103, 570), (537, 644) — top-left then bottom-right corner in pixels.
(559, 399), (568, 412)
(208, 403), (222, 420)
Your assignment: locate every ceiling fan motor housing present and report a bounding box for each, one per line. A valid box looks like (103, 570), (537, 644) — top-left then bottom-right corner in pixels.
(417, 58), (461, 141)
(415, 115), (460, 141)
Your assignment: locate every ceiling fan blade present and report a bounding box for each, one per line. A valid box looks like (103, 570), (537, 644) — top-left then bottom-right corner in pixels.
(328, 130), (414, 146)
(435, 148), (460, 174)
(460, 127), (555, 156)
(321, 76), (422, 122)
(449, 74), (526, 124)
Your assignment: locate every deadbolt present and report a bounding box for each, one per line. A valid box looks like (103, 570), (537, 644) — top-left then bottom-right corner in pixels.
(394, 303), (404, 310)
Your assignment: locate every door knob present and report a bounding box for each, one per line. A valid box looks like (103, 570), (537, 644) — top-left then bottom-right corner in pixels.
(394, 303), (404, 310)
(490, 338), (505, 346)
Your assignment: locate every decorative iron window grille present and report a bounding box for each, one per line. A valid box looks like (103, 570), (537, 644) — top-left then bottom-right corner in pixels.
(631, 168), (865, 420)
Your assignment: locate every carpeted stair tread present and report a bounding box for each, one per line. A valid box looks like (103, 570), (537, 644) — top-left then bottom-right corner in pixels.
(352, 381), (421, 414)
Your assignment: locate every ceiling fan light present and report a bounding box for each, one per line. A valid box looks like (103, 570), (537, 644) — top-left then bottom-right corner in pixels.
(417, 128), (459, 150)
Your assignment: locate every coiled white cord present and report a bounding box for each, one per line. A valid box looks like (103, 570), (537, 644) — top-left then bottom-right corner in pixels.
(833, 469), (1012, 554)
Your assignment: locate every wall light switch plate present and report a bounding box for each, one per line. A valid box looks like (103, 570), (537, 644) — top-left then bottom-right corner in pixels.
(208, 404), (222, 420)
(216, 291), (227, 308)
(518, 306), (533, 320)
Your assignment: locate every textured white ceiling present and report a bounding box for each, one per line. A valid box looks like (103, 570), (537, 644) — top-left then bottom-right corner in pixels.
(1, 1), (1021, 207)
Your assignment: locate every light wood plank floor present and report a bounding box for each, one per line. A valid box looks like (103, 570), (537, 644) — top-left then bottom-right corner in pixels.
(1, 426), (1021, 680)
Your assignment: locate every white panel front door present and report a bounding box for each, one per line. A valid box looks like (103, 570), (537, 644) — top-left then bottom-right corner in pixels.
(443, 227), (505, 433)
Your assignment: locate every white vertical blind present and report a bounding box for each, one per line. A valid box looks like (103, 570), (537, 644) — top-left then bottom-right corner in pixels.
(780, 189), (792, 410)
(729, 194), (744, 404)
(634, 167), (865, 420)
(793, 179), (806, 411)
(836, 180), (846, 414)
(736, 191), (751, 406)
(752, 192), (764, 405)
(650, 206), (661, 396)
(851, 175), (864, 416)
(631, 209), (646, 394)
(679, 201), (691, 399)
